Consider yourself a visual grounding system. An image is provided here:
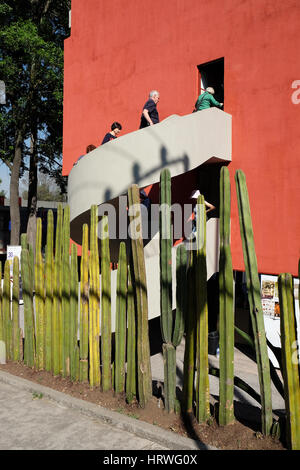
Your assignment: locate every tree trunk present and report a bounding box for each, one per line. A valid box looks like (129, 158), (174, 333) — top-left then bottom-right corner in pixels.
(10, 128), (24, 245)
(27, 123), (38, 254)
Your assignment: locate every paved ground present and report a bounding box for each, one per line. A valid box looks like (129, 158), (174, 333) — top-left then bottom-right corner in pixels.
(0, 334), (285, 451)
(0, 379), (169, 451)
(0, 369), (210, 451)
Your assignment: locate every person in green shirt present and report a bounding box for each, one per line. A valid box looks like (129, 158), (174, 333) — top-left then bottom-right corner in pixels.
(194, 87), (223, 111)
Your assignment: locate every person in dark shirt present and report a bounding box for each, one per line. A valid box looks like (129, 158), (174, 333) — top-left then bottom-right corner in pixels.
(139, 90), (160, 128)
(101, 122), (122, 144)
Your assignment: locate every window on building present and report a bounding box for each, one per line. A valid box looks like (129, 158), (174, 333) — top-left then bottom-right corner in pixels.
(197, 58), (224, 107)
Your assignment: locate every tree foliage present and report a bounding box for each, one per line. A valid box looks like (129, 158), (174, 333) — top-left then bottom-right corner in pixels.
(21, 172), (66, 202)
(0, 0), (70, 243)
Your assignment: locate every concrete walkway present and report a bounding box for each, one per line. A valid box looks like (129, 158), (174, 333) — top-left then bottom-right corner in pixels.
(0, 340), (285, 451)
(0, 369), (211, 451)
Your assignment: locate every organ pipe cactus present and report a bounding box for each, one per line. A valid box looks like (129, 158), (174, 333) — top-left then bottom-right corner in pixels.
(100, 213), (111, 391)
(62, 206), (71, 376)
(218, 166), (235, 425)
(55, 204), (63, 260)
(90, 205), (101, 388)
(128, 184), (152, 408)
(55, 204), (63, 372)
(160, 169), (173, 345)
(35, 218), (45, 370)
(182, 241), (196, 413)
(235, 169), (272, 435)
(21, 249), (36, 367)
(159, 169), (187, 412)
(115, 241), (127, 394)
(45, 210), (54, 371)
(52, 205), (63, 375)
(278, 273), (300, 450)
(12, 257), (21, 361)
(52, 256), (61, 376)
(21, 233), (34, 293)
(21, 233), (27, 250)
(3, 260), (11, 360)
(80, 223), (89, 382)
(159, 169), (175, 413)
(195, 194), (210, 423)
(70, 243), (79, 381)
(126, 268), (136, 403)
(174, 245), (187, 347)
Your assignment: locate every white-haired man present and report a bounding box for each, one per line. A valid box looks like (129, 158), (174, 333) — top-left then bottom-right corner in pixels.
(195, 87), (223, 111)
(139, 90), (160, 128)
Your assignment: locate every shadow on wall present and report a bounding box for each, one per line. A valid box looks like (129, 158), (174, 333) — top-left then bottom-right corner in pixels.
(70, 142), (227, 267)
(102, 144), (190, 203)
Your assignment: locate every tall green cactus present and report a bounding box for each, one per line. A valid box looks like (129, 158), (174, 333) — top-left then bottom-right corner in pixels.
(55, 203), (63, 373)
(278, 273), (300, 450)
(21, 249), (36, 367)
(3, 260), (12, 360)
(12, 257), (21, 361)
(62, 205), (71, 376)
(126, 268), (136, 403)
(70, 243), (79, 381)
(174, 245), (187, 348)
(195, 194), (210, 423)
(80, 223), (89, 382)
(52, 204), (63, 375)
(159, 169), (187, 413)
(128, 184), (152, 408)
(90, 205), (101, 388)
(100, 213), (111, 391)
(182, 241), (196, 413)
(115, 241), (127, 394)
(219, 166), (235, 425)
(159, 169), (175, 413)
(55, 204), (63, 260)
(52, 256), (61, 376)
(21, 233), (34, 302)
(235, 169), (272, 435)
(35, 218), (45, 370)
(160, 169), (173, 345)
(45, 210), (54, 371)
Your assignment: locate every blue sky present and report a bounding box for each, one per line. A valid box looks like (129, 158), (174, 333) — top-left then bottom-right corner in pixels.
(0, 162), (10, 197)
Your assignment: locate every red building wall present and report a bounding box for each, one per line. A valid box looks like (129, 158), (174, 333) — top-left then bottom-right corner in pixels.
(63, 0), (300, 276)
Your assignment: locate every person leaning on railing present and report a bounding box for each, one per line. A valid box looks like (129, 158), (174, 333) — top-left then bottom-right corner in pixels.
(194, 87), (223, 112)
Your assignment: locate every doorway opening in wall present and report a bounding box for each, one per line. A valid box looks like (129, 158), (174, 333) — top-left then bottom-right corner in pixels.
(197, 57), (224, 107)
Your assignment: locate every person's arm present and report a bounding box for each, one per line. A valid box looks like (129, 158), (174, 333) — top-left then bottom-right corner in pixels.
(142, 108), (154, 126)
(208, 94), (223, 108)
(204, 200), (216, 213)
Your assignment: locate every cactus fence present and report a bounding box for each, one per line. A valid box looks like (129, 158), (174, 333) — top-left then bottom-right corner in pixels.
(0, 168), (298, 449)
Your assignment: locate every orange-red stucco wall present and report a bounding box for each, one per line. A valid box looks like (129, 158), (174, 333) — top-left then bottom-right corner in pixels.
(63, 0), (300, 276)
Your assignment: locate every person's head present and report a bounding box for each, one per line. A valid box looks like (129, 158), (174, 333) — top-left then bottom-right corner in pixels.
(149, 90), (160, 104)
(86, 144), (96, 153)
(206, 87), (215, 95)
(111, 122), (122, 136)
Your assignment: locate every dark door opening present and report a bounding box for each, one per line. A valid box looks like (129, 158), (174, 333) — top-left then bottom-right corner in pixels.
(197, 58), (224, 106)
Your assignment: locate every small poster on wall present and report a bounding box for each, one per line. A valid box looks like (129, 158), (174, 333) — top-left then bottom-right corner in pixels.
(261, 274), (280, 319)
(7, 245), (22, 273)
